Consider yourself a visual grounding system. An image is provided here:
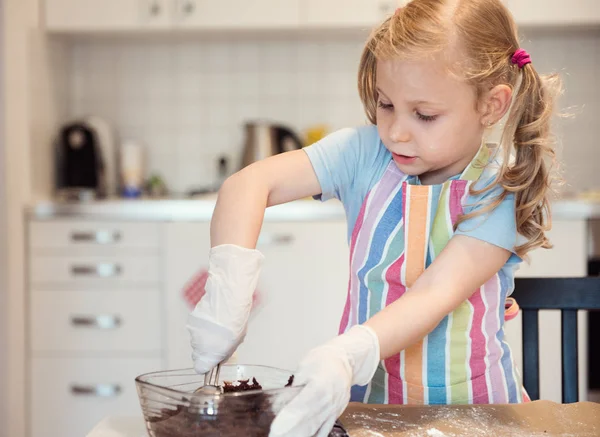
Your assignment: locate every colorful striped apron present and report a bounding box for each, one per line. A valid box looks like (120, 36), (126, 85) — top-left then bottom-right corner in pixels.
(340, 146), (526, 405)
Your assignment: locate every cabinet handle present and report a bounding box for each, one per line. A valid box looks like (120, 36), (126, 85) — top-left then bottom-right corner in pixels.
(70, 230), (122, 244)
(149, 1), (161, 16)
(182, 0), (196, 15)
(71, 263), (122, 277)
(70, 315), (122, 329)
(70, 384), (122, 398)
(258, 234), (294, 246)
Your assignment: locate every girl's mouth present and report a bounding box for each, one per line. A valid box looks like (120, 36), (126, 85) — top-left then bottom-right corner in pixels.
(392, 153), (417, 165)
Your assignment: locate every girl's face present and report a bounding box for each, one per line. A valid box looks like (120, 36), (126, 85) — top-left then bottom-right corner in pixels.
(375, 58), (486, 185)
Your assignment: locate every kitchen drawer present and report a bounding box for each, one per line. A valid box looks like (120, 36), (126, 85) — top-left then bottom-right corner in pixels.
(29, 221), (161, 251)
(30, 356), (162, 437)
(30, 255), (161, 285)
(30, 289), (162, 353)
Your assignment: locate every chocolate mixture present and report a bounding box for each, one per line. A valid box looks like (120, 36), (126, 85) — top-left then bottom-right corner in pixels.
(144, 375), (348, 437)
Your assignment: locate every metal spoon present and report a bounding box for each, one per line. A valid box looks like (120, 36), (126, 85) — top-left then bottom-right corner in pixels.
(194, 363), (222, 395)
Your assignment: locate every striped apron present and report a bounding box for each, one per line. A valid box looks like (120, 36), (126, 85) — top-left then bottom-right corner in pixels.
(340, 146), (526, 405)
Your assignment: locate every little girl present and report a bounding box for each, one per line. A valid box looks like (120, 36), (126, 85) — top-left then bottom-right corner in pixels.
(187, 0), (560, 436)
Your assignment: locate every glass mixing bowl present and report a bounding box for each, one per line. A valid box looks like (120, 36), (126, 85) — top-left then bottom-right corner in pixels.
(135, 365), (302, 437)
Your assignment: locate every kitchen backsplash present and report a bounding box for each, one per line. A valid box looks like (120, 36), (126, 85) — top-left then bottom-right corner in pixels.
(67, 29), (599, 195)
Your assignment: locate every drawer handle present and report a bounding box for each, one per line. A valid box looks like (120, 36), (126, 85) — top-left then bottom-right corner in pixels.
(70, 230), (122, 244)
(70, 384), (122, 398)
(70, 315), (122, 329)
(258, 234), (294, 246)
(71, 263), (122, 277)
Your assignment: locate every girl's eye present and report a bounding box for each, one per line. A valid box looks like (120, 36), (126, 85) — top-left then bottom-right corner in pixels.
(416, 111), (437, 122)
(377, 101), (393, 111)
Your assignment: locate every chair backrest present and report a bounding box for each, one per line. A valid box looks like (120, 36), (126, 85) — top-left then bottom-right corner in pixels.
(512, 277), (600, 403)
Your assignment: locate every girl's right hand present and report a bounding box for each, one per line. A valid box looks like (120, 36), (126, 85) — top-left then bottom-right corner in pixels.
(189, 148), (322, 374)
(186, 244), (264, 374)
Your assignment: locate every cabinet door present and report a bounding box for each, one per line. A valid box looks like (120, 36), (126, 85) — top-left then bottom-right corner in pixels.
(508, 0), (600, 26)
(45, 0), (171, 31)
(303, 0), (398, 28)
(236, 221), (349, 371)
(164, 221), (211, 370)
(164, 220), (349, 371)
(174, 0), (301, 29)
(31, 357), (162, 437)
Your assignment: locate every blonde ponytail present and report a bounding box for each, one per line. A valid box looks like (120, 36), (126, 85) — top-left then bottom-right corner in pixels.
(497, 65), (561, 257)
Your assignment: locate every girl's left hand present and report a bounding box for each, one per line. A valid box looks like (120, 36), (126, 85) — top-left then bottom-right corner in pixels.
(269, 325), (380, 437)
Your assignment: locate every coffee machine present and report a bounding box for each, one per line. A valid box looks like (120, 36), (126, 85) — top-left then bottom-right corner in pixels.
(55, 120), (106, 201)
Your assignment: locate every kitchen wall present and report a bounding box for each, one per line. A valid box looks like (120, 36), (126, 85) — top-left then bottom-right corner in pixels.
(0, 0), (6, 433)
(65, 28), (600, 195)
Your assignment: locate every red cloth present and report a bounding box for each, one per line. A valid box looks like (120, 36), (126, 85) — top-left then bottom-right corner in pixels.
(183, 268), (262, 310)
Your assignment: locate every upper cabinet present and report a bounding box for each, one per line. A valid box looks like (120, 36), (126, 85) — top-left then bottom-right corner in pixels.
(44, 0), (302, 32)
(303, 0), (398, 28)
(43, 0), (600, 33)
(174, 0), (301, 29)
(44, 0), (172, 31)
(508, 0), (600, 27)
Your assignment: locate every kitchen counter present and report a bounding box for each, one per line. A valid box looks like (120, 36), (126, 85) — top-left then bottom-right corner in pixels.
(27, 196), (346, 222)
(26, 196), (600, 222)
(87, 401), (600, 437)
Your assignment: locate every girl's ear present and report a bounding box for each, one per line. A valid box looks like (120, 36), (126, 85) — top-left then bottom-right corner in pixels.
(478, 84), (513, 127)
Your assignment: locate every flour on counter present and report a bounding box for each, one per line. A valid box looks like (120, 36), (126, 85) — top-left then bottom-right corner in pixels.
(344, 406), (593, 437)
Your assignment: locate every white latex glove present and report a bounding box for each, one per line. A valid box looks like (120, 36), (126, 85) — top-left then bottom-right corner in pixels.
(186, 244), (264, 375)
(270, 325), (380, 437)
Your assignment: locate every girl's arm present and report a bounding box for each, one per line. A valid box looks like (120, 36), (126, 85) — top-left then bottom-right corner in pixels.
(365, 235), (511, 358)
(210, 149), (322, 248)
(188, 149), (323, 375)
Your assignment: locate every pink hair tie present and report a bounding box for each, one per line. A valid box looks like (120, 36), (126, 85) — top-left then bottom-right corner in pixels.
(511, 49), (532, 69)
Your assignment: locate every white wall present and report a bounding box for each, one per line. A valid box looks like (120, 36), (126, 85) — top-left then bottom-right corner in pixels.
(3, 1), (40, 436)
(62, 28), (600, 197)
(0, 0), (7, 434)
(66, 35), (368, 195)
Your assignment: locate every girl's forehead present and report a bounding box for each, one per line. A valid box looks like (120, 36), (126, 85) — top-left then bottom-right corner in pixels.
(376, 58), (472, 102)
(376, 59), (468, 94)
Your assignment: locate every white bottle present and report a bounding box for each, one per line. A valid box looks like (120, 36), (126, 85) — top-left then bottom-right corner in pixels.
(120, 140), (145, 198)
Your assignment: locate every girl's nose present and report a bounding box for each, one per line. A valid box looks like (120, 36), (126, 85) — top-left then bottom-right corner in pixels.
(389, 120), (411, 143)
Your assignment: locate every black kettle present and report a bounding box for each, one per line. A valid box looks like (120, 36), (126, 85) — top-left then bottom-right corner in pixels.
(240, 121), (304, 169)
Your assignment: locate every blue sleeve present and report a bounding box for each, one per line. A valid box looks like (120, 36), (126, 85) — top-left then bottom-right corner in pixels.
(454, 175), (521, 262)
(303, 125), (388, 205)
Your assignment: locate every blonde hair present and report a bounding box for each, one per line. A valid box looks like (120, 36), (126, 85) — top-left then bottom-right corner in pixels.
(358, 0), (561, 258)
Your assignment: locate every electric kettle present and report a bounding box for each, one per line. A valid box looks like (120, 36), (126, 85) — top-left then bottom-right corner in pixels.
(240, 121), (304, 169)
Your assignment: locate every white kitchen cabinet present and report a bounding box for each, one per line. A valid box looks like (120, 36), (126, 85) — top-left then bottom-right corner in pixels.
(508, 0), (600, 26)
(164, 219), (349, 372)
(44, 0), (172, 32)
(29, 221), (161, 252)
(27, 219), (165, 437)
(506, 219), (589, 403)
(174, 0), (302, 29)
(45, 0), (301, 32)
(30, 357), (162, 437)
(303, 0), (398, 28)
(43, 0), (600, 32)
(30, 289), (162, 353)
(30, 254), (162, 285)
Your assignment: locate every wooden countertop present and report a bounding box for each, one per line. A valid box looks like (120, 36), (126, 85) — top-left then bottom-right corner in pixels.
(339, 401), (600, 436)
(86, 401), (600, 436)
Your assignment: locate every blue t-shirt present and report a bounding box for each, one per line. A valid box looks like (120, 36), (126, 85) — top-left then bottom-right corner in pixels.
(304, 124), (522, 268)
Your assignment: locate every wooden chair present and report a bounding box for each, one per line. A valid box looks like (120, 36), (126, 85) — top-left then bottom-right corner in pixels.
(511, 277), (600, 403)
